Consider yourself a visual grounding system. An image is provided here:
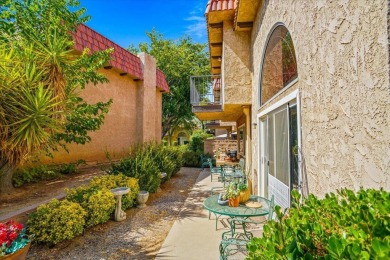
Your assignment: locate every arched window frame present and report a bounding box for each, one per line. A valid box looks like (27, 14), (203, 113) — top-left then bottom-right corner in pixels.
(258, 23), (298, 108)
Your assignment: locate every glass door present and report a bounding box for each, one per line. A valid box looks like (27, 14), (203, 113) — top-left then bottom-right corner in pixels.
(259, 100), (299, 209)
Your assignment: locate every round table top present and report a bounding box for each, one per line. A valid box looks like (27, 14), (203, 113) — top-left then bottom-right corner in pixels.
(203, 195), (271, 218)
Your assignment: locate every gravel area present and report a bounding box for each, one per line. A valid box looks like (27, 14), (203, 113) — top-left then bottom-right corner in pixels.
(27, 167), (201, 260)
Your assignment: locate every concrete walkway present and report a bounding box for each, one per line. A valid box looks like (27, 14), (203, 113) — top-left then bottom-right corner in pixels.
(156, 169), (228, 260)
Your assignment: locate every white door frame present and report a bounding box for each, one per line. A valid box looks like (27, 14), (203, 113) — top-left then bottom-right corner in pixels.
(256, 89), (301, 200)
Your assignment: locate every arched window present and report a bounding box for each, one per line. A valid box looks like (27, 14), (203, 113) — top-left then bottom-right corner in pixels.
(260, 25), (298, 105)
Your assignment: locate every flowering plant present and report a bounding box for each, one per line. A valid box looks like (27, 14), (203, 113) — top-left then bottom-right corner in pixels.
(0, 220), (30, 256)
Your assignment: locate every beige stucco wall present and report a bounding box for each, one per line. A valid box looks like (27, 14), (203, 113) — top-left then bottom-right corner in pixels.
(43, 53), (163, 164)
(251, 0), (390, 196)
(222, 20), (252, 105)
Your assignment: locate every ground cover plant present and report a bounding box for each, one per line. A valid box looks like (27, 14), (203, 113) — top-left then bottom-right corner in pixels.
(12, 160), (86, 187)
(246, 188), (390, 259)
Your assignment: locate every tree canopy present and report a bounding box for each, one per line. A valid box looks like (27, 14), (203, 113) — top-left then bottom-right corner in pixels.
(129, 30), (210, 140)
(0, 0), (112, 194)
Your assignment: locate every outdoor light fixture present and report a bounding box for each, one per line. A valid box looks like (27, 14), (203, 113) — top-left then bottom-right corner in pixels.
(252, 123), (257, 129)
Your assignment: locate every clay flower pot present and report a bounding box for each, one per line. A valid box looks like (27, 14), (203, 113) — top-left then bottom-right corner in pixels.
(0, 220), (31, 260)
(0, 242), (31, 260)
(228, 196), (240, 207)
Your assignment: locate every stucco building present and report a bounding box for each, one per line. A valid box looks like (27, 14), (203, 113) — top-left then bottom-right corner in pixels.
(46, 24), (169, 164)
(192, 0), (389, 208)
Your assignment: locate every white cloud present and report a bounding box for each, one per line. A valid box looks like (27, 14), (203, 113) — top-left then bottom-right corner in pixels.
(185, 2), (207, 41)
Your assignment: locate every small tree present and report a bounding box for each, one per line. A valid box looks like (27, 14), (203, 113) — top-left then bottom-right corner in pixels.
(0, 0), (112, 195)
(130, 30), (210, 139)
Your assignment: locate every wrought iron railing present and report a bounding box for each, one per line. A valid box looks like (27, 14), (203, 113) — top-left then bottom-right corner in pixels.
(190, 75), (222, 106)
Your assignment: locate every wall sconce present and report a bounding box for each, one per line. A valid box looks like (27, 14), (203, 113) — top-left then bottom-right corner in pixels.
(252, 123), (257, 129)
(218, 57), (222, 62)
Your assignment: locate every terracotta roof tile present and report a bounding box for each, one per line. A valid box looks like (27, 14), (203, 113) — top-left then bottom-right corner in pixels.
(205, 0), (236, 13)
(72, 24), (169, 93)
(73, 24), (143, 79)
(156, 69), (169, 93)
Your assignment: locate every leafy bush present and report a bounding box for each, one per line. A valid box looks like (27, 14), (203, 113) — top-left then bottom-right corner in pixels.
(56, 160), (86, 174)
(12, 160), (86, 187)
(165, 145), (183, 176)
(246, 188), (390, 259)
(109, 143), (184, 192)
(12, 165), (59, 187)
(90, 174), (139, 210)
(111, 145), (160, 192)
(66, 185), (115, 227)
(149, 143), (176, 180)
(27, 199), (86, 245)
(189, 130), (210, 153)
(182, 150), (201, 167)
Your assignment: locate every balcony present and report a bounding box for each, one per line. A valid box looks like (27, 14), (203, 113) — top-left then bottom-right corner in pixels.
(190, 75), (222, 115)
(190, 75), (250, 122)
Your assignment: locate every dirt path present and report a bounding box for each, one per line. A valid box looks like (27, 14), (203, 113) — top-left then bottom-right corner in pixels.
(23, 167), (201, 260)
(0, 165), (107, 222)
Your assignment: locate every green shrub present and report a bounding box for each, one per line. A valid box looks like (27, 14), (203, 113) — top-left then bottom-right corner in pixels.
(246, 188), (390, 259)
(189, 130), (210, 153)
(27, 199), (86, 245)
(56, 159), (86, 174)
(164, 145), (183, 177)
(90, 174), (139, 210)
(66, 185), (115, 227)
(12, 165), (59, 187)
(12, 160), (86, 187)
(110, 144), (160, 192)
(149, 143), (176, 181)
(182, 150), (201, 167)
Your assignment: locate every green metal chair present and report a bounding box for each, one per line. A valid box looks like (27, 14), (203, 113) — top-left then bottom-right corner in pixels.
(200, 154), (209, 170)
(219, 195), (275, 260)
(208, 158), (223, 182)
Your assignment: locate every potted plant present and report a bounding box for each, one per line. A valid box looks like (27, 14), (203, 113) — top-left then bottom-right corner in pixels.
(225, 182), (240, 207)
(0, 220), (31, 260)
(238, 182), (250, 203)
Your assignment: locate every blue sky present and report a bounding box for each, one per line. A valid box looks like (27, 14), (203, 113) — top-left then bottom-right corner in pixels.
(79, 0), (209, 49)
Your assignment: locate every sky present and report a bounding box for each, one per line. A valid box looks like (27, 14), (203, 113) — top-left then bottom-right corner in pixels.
(79, 0), (209, 49)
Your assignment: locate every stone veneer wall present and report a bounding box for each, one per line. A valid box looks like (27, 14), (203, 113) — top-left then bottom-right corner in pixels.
(204, 139), (238, 157)
(251, 0), (390, 196)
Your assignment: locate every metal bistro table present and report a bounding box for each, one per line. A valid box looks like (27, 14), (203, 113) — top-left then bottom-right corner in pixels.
(204, 195), (273, 259)
(203, 194), (271, 236)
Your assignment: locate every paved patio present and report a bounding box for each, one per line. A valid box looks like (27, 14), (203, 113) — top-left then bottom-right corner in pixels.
(156, 168), (229, 259)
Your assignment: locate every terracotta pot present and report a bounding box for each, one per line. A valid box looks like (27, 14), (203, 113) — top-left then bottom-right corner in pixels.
(0, 242), (31, 260)
(228, 196), (240, 207)
(239, 188), (250, 203)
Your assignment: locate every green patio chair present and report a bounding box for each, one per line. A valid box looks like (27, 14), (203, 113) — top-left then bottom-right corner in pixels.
(219, 195), (275, 260)
(200, 154), (209, 170)
(209, 158), (223, 182)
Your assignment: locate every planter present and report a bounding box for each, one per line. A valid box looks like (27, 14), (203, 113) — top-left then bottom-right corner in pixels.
(137, 190), (149, 208)
(0, 242), (31, 260)
(239, 188), (250, 203)
(217, 193), (229, 206)
(228, 196), (240, 207)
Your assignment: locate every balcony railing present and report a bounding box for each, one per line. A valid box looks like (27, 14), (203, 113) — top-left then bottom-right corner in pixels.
(190, 75), (222, 107)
